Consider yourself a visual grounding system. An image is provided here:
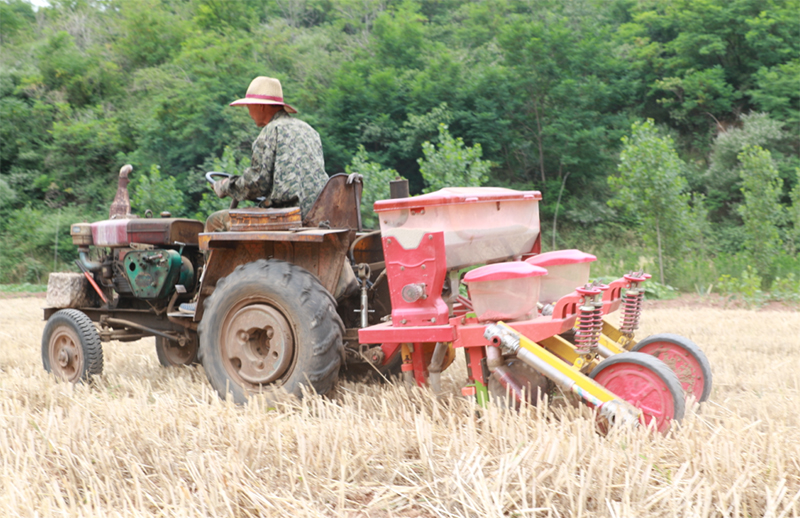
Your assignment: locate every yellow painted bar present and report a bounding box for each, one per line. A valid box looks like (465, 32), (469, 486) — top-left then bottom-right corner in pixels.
(539, 334), (581, 364)
(601, 320), (626, 342)
(599, 334), (625, 355)
(601, 320), (639, 349)
(499, 323), (623, 405)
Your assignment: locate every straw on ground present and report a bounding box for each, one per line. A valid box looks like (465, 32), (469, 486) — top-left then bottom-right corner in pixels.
(0, 298), (798, 517)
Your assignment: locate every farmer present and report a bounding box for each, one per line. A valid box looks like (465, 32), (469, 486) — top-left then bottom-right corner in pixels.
(205, 76), (329, 232)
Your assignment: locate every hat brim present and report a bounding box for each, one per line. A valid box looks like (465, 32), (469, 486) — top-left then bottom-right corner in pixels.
(229, 98), (297, 113)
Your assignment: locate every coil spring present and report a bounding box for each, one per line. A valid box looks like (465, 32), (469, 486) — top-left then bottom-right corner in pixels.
(620, 288), (643, 335)
(575, 302), (603, 354)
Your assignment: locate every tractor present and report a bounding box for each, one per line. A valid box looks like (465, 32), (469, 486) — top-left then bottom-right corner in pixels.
(42, 164), (712, 432)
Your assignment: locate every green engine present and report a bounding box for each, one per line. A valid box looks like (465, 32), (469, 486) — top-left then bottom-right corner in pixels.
(123, 249), (194, 300)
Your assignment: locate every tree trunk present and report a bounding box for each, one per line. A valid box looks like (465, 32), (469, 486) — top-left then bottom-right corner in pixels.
(532, 98), (546, 184)
(655, 218), (665, 285)
(552, 171), (570, 249)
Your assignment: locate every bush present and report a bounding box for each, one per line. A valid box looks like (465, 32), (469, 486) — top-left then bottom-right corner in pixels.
(344, 145), (401, 229)
(0, 204), (105, 283)
(130, 164), (186, 217)
(418, 124), (492, 193)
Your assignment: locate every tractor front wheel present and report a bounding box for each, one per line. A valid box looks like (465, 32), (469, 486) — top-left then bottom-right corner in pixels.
(631, 333), (712, 403)
(42, 309), (104, 383)
(590, 352), (685, 433)
(199, 259), (344, 404)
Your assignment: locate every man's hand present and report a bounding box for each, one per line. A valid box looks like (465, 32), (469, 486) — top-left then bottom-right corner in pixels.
(213, 178), (229, 198)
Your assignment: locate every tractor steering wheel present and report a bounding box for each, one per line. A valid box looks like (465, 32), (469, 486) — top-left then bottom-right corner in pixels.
(205, 171), (238, 210)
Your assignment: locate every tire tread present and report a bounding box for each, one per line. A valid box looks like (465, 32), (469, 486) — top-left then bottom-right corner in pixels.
(198, 259), (344, 404)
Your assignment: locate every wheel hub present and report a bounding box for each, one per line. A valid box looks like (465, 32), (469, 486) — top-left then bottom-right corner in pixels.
(222, 304), (294, 386)
(160, 336), (198, 366)
(593, 364), (675, 432)
(49, 328), (82, 382)
(57, 347), (73, 367)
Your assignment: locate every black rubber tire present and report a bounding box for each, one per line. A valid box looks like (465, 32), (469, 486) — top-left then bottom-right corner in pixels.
(198, 259), (344, 404)
(590, 352), (685, 431)
(42, 309), (104, 383)
(155, 335), (199, 367)
(632, 333), (713, 403)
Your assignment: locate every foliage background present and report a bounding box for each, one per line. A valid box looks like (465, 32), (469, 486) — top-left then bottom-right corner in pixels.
(0, 0), (798, 291)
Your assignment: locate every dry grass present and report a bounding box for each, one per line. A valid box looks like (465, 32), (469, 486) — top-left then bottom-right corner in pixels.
(0, 298), (799, 517)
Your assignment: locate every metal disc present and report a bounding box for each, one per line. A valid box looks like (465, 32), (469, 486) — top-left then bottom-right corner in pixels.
(488, 358), (552, 407)
(221, 303), (295, 387)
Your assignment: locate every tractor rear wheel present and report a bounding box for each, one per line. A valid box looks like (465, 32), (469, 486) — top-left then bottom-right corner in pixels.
(199, 259), (344, 404)
(590, 352), (685, 433)
(42, 309), (104, 383)
(156, 335), (199, 367)
(631, 333), (712, 403)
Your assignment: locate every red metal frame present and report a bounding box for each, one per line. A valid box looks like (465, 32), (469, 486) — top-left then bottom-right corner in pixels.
(600, 272), (651, 315)
(359, 289), (584, 387)
(382, 232), (449, 327)
(357, 185), (645, 390)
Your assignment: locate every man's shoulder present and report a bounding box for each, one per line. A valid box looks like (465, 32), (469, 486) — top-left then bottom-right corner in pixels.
(270, 111), (317, 135)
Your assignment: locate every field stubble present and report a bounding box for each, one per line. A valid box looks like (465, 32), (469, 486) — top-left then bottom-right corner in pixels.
(0, 298), (798, 517)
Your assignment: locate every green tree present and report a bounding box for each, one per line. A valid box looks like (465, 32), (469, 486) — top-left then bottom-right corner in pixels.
(789, 174), (800, 252)
(0, 178), (15, 209)
(737, 145), (784, 285)
(0, 0), (34, 45)
(130, 164), (185, 217)
(345, 145), (400, 228)
(418, 124), (491, 193)
(194, 146), (250, 220)
(618, 0), (800, 152)
(751, 59), (800, 133)
(705, 113), (787, 220)
(114, 0), (189, 68)
(608, 119), (699, 284)
(500, 3), (632, 190)
(43, 107), (124, 206)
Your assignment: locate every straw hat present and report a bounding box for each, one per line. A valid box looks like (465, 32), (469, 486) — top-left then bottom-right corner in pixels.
(229, 76), (297, 113)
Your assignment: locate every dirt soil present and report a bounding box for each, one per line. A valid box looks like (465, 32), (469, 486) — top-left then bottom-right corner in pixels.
(644, 292), (800, 312)
(0, 291), (46, 300)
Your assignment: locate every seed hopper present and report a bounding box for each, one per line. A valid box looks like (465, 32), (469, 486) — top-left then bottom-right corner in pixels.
(359, 187), (712, 432)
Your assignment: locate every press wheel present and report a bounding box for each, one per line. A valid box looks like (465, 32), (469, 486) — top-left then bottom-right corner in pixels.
(632, 333), (712, 402)
(590, 352), (685, 433)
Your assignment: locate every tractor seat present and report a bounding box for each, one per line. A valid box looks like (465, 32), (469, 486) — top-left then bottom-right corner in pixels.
(226, 173), (363, 233)
(228, 207), (302, 232)
(303, 173), (363, 231)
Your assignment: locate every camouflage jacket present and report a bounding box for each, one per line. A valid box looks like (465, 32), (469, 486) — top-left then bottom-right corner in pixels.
(220, 110), (328, 217)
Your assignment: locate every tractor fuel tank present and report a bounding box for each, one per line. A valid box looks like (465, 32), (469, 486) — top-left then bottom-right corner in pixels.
(374, 187), (541, 270)
(91, 218), (204, 247)
(127, 218), (204, 246)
